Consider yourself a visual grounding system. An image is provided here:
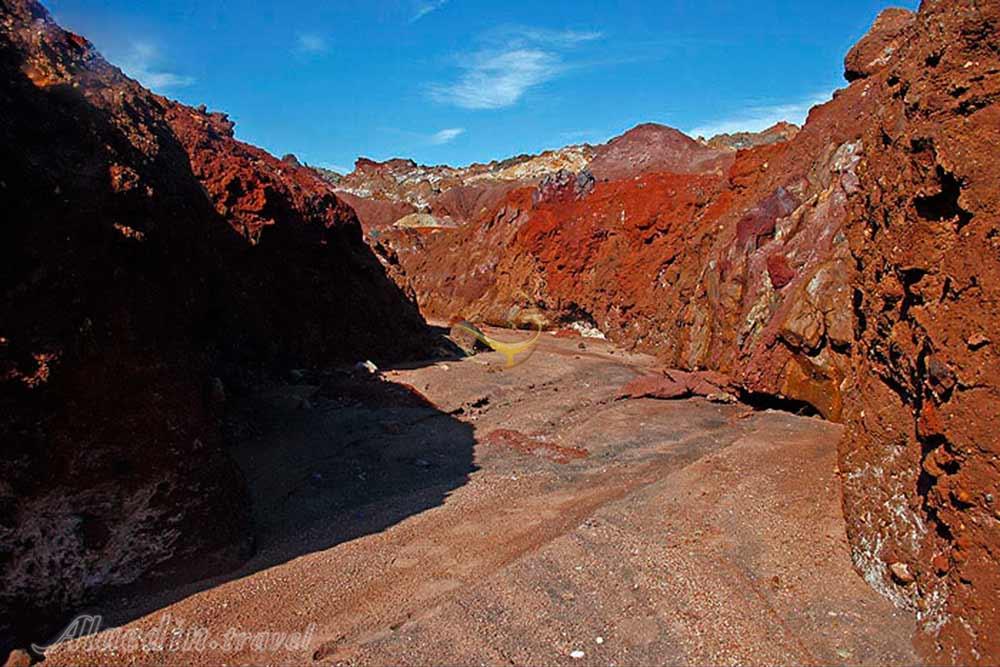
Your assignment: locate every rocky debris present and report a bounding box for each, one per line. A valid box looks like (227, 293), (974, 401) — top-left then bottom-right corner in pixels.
(617, 369), (736, 401)
(765, 252), (796, 288)
(0, 0), (430, 654)
(889, 562), (915, 585)
(843, 8), (916, 82)
(568, 321), (606, 339)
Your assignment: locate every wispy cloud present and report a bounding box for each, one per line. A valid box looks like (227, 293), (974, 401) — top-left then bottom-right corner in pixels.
(428, 127), (465, 145)
(411, 0), (448, 22)
(118, 41), (193, 91)
(429, 28), (601, 110)
(295, 33), (328, 55)
(430, 49), (561, 110)
(686, 91), (834, 138)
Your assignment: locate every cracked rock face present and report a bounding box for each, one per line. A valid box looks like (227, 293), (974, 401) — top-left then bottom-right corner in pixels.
(840, 0), (1000, 662)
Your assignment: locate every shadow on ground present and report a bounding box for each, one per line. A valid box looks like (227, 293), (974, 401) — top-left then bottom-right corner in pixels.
(55, 366), (477, 639)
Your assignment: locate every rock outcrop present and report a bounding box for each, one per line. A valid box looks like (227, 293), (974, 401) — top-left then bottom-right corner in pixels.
(843, 8), (916, 82)
(840, 1), (1000, 662)
(0, 0), (430, 652)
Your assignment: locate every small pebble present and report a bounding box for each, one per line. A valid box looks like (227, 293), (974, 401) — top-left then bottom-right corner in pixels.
(570, 649), (586, 659)
(595, 637), (604, 645)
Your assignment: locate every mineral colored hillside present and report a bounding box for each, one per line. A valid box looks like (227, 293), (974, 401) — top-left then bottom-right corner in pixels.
(327, 126), (791, 235)
(702, 120), (801, 150)
(586, 123), (734, 180)
(351, 2), (1000, 662)
(0, 0), (429, 652)
(333, 146), (594, 225)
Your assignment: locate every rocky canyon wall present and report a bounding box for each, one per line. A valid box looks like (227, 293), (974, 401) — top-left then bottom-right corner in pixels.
(0, 0), (430, 652)
(353, 1), (999, 662)
(840, 0), (1000, 662)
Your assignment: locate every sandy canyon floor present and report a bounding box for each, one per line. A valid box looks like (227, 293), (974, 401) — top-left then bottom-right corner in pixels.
(45, 327), (918, 666)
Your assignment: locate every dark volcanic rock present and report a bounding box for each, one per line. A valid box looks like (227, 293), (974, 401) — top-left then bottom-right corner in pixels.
(0, 0), (430, 652)
(531, 169), (595, 206)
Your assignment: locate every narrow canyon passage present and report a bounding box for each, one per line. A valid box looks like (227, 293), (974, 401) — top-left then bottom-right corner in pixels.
(47, 329), (917, 666)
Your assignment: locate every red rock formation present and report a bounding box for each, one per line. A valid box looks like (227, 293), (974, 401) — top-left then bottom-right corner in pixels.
(0, 0), (430, 652)
(367, 4), (1000, 661)
(334, 125), (797, 232)
(839, 3), (1000, 662)
(843, 8), (916, 82)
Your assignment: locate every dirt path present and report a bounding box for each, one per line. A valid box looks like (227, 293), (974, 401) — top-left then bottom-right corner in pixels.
(45, 329), (918, 666)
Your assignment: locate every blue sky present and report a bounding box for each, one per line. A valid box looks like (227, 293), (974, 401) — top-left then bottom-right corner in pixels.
(47, 0), (918, 171)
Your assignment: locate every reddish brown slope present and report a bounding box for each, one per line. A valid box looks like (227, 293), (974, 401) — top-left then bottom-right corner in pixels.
(588, 122), (734, 180)
(0, 0), (430, 653)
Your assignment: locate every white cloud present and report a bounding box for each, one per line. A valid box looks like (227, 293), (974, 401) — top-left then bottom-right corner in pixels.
(498, 27), (602, 48)
(428, 127), (465, 144)
(686, 91), (834, 138)
(296, 33), (328, 55)
(118, 41), (194, 91)
(411, 0), (448, 22)
(429, 28), (601, 110)
(430, 49), (561, 109)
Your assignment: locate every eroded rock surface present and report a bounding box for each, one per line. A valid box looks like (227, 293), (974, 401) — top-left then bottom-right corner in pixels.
(840, 1), (1000, 661)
